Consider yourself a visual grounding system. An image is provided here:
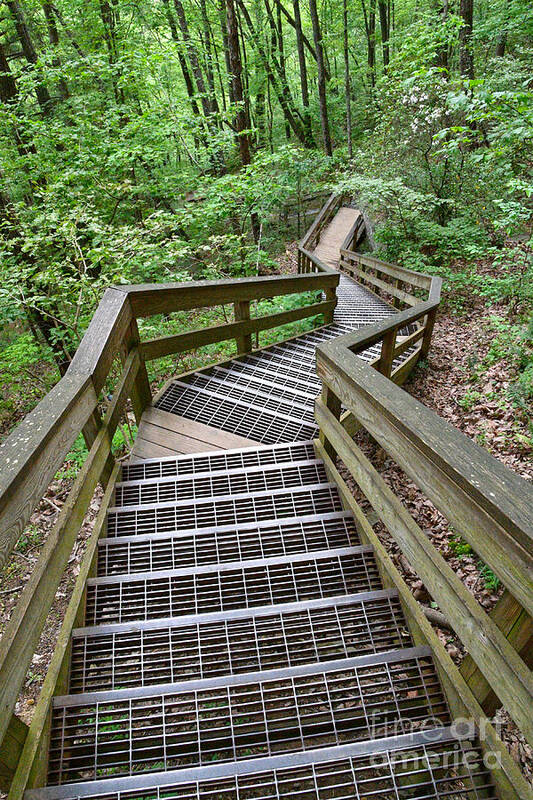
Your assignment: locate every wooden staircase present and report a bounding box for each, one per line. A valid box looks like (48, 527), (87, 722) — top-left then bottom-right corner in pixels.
(1, 194), (531, 800)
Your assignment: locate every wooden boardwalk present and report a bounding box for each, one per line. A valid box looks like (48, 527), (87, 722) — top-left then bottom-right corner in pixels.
(131, 208), (395, 460)
(6, 197), (528, 800)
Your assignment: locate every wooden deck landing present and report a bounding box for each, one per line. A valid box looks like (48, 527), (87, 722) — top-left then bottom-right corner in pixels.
(313, 207), (361, 269)
(130, 407), (260, 461)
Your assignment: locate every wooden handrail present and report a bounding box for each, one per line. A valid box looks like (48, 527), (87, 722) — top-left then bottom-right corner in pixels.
(314, 330), (533, 755)
(0, 266), (339, 768)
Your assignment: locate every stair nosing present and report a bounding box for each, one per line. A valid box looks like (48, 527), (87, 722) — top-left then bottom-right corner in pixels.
(123, 439), (316, 468)
(87, 544), (375, 586)
(72, 588), (399, 637)
(26, 727), (465, 800)
(114, 457), (324, 489)
(107, 480), (339, 515)
(53, 644), (433, 706)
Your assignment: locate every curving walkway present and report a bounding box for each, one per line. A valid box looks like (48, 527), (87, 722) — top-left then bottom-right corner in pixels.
(131, 209), (401, 460)
(29, 206), (493, 800)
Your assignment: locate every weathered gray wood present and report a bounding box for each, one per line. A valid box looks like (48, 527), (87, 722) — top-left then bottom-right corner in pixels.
(315, 396), (533, 746)
(340, 213), (365, 252)
(314, 438), (533, 800)
(132, 407), (259, 459)
(68, 287), (132, 394)
(340, 248), (433, 290)
(6, 466), (119, 800)
(460, 590), (533, 716)
(390, 345), (422, 385)
(377, 326), (397, 377)
(124, 272), (339, 317)
(0, 419), (116, 753)
(340, 259), (420, 306)
(234, 300), (253, 353)
(299, 192), (340, 250)
(0, 375), (97, 571)
(393, 326), (424, 358)
(316, 342), (533, 614)
(141, 300), (335, 361)
(0, 715), (27, 792)
(0, 349), (140, 752)
(118, 318), (151, 424)
(420, 307), (437, 358)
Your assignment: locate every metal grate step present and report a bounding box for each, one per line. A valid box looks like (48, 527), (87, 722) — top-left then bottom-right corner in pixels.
(181, 372), (316, 421)
(48, 647), (448, 785)
(122, 441), (316, 482)
(113, 460), (327, 508)
(85, 547), (381, 625)
(155, 381), (317, 445)
(70, 591), (411, 693)
(31, 732), (496, 800)
(223, 357), (321, 394)
(97, 512), (359, 576)
(106, 484), (343, 539)
(212, 363), (318, 401)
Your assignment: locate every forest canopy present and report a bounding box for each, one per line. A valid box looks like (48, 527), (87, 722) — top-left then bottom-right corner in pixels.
(0, 0), (532, 436)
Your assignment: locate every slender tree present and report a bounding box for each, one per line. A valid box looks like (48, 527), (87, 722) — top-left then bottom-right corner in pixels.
(308, 0), (332, 154)
(343, 0), (352, 157)
(459, 0), (474, 78)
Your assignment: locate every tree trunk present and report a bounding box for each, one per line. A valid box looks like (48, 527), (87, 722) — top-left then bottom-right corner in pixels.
(236, 0), (312, 147)
(42, 2), (69, 100)
(173, 0), (212, 120)
(226, 0), (260, 243)
(162, 0), (202, 123)
(198, 0), (220, 117)
(378, 0), (389, 69)
(343, 0), (352, 157)
(292, 0), (314, 145)
(308, 0), (332, 154)
(360, 0), (376, 91)
(459, 0), (474, 79)
(7, 0), (52, 113)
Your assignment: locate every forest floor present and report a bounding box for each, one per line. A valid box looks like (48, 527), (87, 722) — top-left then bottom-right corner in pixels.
(0, 242), (531, 787)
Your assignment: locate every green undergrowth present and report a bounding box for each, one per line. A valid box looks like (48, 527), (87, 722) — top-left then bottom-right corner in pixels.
(449, 535), (501, 592)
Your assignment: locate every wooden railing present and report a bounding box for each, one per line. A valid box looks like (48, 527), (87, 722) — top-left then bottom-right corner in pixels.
(0, 269), (339, 794)
(314, 319), (533, 800)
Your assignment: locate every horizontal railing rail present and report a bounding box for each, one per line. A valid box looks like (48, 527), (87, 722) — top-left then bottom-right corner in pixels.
(314, 328), (533, 800)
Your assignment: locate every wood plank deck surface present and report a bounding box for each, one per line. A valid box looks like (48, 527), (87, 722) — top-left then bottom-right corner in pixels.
(313, 207), (361, 269)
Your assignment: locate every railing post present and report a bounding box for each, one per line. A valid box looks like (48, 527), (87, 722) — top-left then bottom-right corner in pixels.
(120, 317), (152, 425)
(234, 300), (252, 353)
(324, 287), (337, 324)
(319, 384), (341, 463)
(378, 326), (398, 378)
(420, 307), (437, 358)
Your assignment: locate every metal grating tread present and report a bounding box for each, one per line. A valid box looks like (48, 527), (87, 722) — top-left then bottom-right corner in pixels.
(222, 357), (321, 393)
(113, 460), (327, 508)
(212, 364), (318, 401)
(155, 381), (317, 445)
(48, 648), (449, 785)
(181, 372), (316, 420)
(30, 732), (496, 800)
(70, 591), (411, 692)
(106, 484), (343, 538)
(85, 547), (381, 625)
(121, 441), (316, 482)
(97, 512), (360, 576)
